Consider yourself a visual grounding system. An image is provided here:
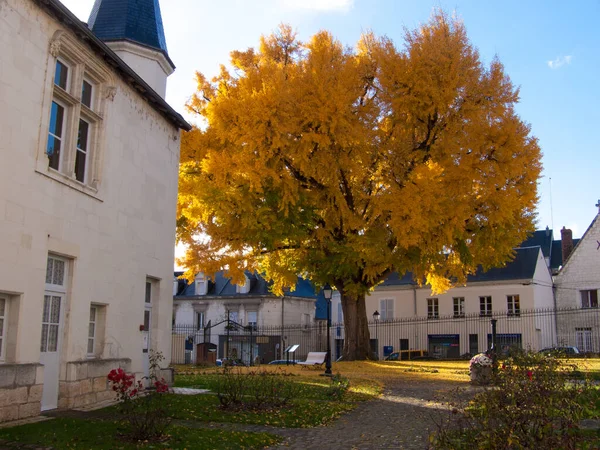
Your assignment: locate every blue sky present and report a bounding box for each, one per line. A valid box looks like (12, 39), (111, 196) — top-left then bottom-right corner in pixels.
(62, 0), (600, 239)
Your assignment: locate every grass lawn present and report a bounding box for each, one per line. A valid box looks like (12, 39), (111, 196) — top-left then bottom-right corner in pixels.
(171, 366), (381, 427)
(0, 419), (281, 449)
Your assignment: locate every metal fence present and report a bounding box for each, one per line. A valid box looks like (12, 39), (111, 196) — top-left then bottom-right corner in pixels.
(171, 306), (600, 365)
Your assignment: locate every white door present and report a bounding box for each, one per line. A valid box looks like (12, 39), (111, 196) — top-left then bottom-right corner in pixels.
(40, 294), (63, 410)
(142, 281), (152, 378)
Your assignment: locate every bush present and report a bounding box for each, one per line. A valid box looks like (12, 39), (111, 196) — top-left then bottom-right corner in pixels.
(326, 373), (350, 400)
(107, 350), (171, 441)
(216, 367), (299, 410)
(431, 350), (595, 449)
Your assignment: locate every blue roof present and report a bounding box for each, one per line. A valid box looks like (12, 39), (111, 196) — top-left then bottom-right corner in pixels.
(174, 271), (319, 300)
(466, 247), (540, 282)
(88, 0), (168, 54)
(518, 229), (553, 258)
(550, 238), (580, 271)
(380, 247), (541, 287)
(314, 291), (329, 321)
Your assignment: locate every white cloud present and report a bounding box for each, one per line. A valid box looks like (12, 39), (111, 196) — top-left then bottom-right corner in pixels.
(547, 55), (572, 70)
(281, 0), (353, 12)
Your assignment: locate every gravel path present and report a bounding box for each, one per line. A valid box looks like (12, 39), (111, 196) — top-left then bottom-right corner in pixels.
(176, 378), (474, 450)
(267, 379), (469, 450)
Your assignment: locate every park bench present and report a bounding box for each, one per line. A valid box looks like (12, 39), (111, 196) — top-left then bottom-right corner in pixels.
(297, 352), (327, 369)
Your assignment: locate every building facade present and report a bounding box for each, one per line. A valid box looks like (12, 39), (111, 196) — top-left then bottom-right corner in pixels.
(173, 272), (326, 364)
(0, 0), (189, 421)
(331, 244), (556, 359)
(554, 205), (600, 352)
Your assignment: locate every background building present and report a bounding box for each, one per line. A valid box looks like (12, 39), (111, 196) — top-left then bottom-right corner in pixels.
(173, 271), (327, 364)
(554, 205), (600, 352)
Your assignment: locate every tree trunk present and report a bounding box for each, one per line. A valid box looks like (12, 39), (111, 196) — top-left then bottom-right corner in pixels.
(339, 290), (372, 360)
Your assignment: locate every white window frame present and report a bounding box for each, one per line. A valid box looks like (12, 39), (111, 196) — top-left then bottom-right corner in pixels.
(576, 328), (593, 352)
(301, 313), (311, 328)
(236, 276), (251, 294)
(228, 310), (239, 324)
(453, 297), (465, 318)
(427, 298), (439, 319)
(45, 256), (67, 292)
(0, 297), (7, 362)
(195, 311), (205, 331)
(581, 290), (598, 309)
(88, 305), (97, 357)
(37, 32), (112, 197)
(507, 295), (521, 316)
(42, 255), (68, 354)
(380, 299), (394, 321)
(479, 296), (492, 317)
(195, 273), (207, 296)
(246, 310), (258, 330)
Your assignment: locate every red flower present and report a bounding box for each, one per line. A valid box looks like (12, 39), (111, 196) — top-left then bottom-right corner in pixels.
(526, 370), (533, 381)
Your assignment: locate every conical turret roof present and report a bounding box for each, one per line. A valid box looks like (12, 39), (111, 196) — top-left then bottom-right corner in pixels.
(88, 0), (168, 54)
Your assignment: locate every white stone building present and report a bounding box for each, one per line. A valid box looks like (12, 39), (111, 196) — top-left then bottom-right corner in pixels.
(0, 0), (189, 421)
(554, 204), (600, 352)
(173, 271), (325, 364)
(331, 242), (556, 359)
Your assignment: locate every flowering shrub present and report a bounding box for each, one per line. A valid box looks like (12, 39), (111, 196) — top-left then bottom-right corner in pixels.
(107, 350), (171, 441)
(217, 366), (299, 410)
(431, 350), (595, 449)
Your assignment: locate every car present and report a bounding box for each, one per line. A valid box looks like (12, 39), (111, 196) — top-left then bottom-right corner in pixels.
(539, 346), (580, 356)
(216, 357), (247, 367)
(267, 359), (299, 365)
(384, 350), (429, 361)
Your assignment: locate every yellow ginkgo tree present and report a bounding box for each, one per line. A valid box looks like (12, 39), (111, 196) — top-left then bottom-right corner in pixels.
(177, 12), (542, 360)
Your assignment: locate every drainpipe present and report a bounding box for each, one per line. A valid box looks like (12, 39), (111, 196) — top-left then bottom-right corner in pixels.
(281, 296), (285, 359)
(413, 285), (418, 351)
(412, 285), (417, 316)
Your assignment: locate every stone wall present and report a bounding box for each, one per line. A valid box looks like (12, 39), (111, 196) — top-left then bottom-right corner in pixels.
(58, 358), (130, 410)
(0, 364), (43, 423)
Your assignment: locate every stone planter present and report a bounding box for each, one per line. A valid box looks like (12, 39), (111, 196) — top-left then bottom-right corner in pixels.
(470, 365), (493, 385)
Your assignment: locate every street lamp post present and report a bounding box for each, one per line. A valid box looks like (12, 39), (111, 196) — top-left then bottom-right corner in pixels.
(323, 284), (333, 376)
(373, 310), (380, 360)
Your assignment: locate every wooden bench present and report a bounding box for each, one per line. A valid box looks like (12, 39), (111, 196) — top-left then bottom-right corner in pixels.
(297, 352), (327, 369)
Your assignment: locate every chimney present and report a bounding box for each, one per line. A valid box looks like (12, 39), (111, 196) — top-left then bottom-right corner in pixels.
(561, 227), (573, 262)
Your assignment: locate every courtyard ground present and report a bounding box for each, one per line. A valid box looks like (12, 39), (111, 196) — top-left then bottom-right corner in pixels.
(0, 359), (597, 449)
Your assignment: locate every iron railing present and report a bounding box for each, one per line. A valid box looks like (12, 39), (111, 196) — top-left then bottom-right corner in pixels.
(171, 306), (600, 365)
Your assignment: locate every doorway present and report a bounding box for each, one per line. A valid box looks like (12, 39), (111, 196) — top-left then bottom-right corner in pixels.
(142, 280), (152, 378)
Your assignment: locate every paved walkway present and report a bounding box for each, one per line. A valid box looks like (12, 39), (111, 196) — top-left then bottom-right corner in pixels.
(257, 379), (467, 449)
(174, 378), (473, 449)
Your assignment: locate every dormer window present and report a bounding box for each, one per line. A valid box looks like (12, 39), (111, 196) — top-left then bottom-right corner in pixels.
(236, 275), (251, 294)
(195, 273), (207, 296)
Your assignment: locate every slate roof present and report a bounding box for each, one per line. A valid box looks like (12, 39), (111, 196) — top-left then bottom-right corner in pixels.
(379, 246), (542, 287)
(175, 271), (316, 299)
(466, 246), (540, 282)
(34, 0), (190, 131)
(550, 238), (580, 271)
(88, 0), (170, 58)
(175, 271), (328, 320)
(518, 229), (553, 258)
